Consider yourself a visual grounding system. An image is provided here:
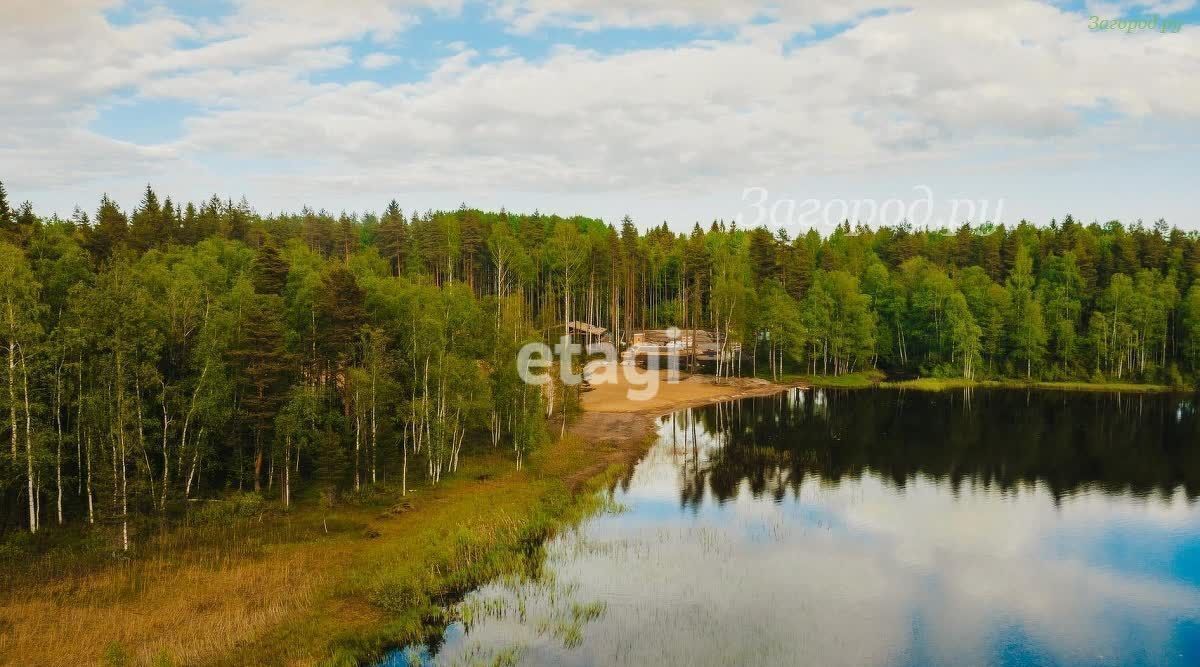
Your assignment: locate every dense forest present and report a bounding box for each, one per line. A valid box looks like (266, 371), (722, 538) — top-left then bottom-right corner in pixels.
(1, 179), (1199, 543)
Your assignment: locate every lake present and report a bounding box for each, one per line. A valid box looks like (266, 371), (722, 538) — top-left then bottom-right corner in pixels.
(384, 388), (1200, 666)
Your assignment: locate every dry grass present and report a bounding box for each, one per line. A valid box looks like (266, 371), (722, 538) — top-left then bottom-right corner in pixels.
(1, 549), (330, 666)
(0, 426), (660, 667)
(0, 506), (361, 666)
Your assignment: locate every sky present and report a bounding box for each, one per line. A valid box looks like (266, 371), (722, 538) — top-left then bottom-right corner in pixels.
(2, 0), (1199, 231)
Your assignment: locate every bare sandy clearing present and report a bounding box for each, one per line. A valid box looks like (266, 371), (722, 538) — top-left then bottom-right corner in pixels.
(579, 363), (799, 415)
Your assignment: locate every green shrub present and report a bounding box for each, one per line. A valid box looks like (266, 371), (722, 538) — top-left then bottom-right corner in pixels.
(1166, 363), (1185, 388)
(102, 641), (130, 667)
(189, 492), (267, 526)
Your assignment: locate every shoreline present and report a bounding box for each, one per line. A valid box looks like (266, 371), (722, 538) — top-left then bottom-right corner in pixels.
(569, 376), (805, 483)
(19, 372), (1174, 665)
(883, 379), (1184, 393)
(338, 376), (803, 665)
(787, 371), (1189, 394)
(0, 377), (798, 667)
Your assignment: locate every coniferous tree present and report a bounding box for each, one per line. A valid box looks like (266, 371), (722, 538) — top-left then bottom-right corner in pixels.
(378, 200), (409, 277)
(15, 201), (37, 239)
(129, 184), (165, 251)
(0, 181), (12, 237)
(2, 187), (1199, 544)
(225, 198), (250, 241)
(228, 293), (291, 492)
(86, 194), (128, 262)
(254, 242), (289, 295)
(317, 266), (366, 368)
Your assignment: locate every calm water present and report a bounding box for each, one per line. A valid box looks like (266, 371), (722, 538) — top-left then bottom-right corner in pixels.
(385, 388), (1200, 666)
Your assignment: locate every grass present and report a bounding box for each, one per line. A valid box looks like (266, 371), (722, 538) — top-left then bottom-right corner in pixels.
(1028, 380), (1175, 393)
(777, 370), (886, 389)
(760, 368), (1182, 394)
(0, 425), (653, 667)
(880, 377), (1178, 393)
(880, 377), (979, 391)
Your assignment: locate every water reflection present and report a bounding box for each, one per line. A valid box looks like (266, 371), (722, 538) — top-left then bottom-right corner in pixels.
(678, 389), (1200, 504)
(388, 389), (1200, 666)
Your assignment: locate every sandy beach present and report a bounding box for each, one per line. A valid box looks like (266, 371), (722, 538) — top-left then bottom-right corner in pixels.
(570, 364), (801, 454)
(581, 363), (799, 415)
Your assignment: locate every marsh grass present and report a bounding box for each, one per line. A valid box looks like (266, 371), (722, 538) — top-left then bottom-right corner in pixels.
(0, 428), (649, 667)
(322, 451), (631, 666)
(418, 556), (608, 663)
(0, 495), (356, 666)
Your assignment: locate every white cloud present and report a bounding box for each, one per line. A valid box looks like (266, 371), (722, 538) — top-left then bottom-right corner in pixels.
(430, 450), (1200, 667)
(362, 51), (401, 69)
(167, 2), (1200, 196)
(2, 0), (1199, 225)
(488, 0), (898, 34)
(1086, 0), (1196, 16)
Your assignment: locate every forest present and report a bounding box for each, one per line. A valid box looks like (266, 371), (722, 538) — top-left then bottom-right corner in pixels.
(1, 179), (1199, 542)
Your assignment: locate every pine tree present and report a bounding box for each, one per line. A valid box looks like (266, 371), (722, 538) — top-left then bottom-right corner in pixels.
(129, 184), (164, 251)
(459, 209), (484, 288)
(15, 201), (37, 238)
(228, 293), (292, 492)
(160, 196), (179, 246)
(179, 202), (199, 245)
(254, 243), (289, 295)
(377, 200), (409, 276)
(0, 180), (12, 234)
(86, 194), (128, 262)
(199, 195), (223, 240)
(748, 227), (778, 285)
(224, 198), (250, 241)
(334, 213), (357, 261)
(318, 266), (366, 368)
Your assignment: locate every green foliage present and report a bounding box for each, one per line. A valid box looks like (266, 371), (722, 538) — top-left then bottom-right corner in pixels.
(188, 492), (268, 526)
(102, 641), (131, 667)
(0, 178), (1197, 542)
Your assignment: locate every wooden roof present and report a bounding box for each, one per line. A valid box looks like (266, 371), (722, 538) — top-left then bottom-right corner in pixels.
(566, 321), (608, 336)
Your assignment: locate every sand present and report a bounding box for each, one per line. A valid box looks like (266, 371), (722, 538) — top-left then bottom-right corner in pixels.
(579, 363), (798, 415)
(568, 365), (800, 465)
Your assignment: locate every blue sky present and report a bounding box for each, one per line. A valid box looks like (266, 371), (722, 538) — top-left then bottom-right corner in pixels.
(3, 0), (1199, 230)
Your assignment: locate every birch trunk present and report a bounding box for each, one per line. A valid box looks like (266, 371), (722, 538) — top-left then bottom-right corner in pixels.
(55, 358), (63, 525)
(370, 364), (377, 484)
(8, 339), (17, 459)
(85, 433), (94, 524)
(160, 380), (170, 510)
(21, 347), (36, 533)
(353, 386), (361, 492)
